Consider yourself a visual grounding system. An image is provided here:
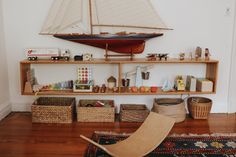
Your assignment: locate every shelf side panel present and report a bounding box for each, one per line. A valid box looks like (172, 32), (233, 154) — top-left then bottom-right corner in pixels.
(206, 62), (218, 93)
(20, 63), (31, 95)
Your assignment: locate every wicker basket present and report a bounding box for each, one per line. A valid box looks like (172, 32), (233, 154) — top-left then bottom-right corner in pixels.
(187, 97), (212, 119)
(120, 104), (149, 122)
(77, 100), (115, 122)
(32, 97), (76, 123)
(152, 98), (186, 123)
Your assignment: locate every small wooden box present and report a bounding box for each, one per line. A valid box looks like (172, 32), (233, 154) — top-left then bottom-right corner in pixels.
(120, 104), (149, 122)
(196, 78), (213, 92)
(32, 97), (76, 123)
(77, 100), (115, 122)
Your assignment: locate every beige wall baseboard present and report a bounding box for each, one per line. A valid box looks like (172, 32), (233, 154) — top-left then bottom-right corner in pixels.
(11, 102), (31, 112)
(0, 101), (11, 121)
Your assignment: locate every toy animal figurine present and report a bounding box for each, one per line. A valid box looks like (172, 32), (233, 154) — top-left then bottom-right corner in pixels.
(157, 53), (168, 61)
(195, 47), (202, 60)
(101, 84), (107, 93)
(93, 85), (100, 93)
(205, 48), (211, 60)
(146, 53), (157, 61)
(179, 53), (185, 60)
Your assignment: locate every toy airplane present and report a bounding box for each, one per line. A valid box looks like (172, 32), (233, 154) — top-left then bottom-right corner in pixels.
(147, 53), (168, 61)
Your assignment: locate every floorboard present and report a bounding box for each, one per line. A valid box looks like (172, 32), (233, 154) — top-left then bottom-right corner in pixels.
(0, 112), (235, 157)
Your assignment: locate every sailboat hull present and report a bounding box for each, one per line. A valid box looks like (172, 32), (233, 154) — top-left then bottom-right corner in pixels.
(54, 33), (163, 54)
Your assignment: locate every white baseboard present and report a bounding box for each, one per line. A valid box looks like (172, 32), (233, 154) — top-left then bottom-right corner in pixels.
(228, 100), (236, 113)
(0, 101), (11, 121)
(11, 102), (31, 112)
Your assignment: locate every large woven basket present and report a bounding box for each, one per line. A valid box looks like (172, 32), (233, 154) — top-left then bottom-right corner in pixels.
(187, 97), (212, 119)
(32, 97), (76, 123)
(77, 100), (115, 122)
(120, 104), (149, 122)
(152, 98), (186, 123)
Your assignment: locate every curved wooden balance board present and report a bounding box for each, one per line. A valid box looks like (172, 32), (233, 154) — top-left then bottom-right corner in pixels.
(80, 112), (175, 157)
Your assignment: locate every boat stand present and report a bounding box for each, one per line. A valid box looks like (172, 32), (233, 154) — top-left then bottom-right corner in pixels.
(104, 43), (134, 60)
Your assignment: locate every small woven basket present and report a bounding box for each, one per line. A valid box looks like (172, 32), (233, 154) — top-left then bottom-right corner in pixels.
(32, 97), (76, 123)
(152, 98), (186, 123)
(77, 100), (115, 122)
(120, 104), (149, 122)
(187, 97), (212, 119)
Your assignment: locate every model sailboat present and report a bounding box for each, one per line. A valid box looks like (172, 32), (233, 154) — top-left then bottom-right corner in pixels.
(40, 0), (170, 58)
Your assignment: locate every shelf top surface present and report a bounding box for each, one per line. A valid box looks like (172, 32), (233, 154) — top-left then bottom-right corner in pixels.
(22, 90), (215, 96)
(22, 87), (214, 95)
(20, 58), (219, 64)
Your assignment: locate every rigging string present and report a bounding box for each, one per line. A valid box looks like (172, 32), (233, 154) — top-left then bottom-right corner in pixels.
(93, 0), (102, 34)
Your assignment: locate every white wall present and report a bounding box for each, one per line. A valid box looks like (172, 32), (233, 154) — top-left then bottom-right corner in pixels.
(228, 1), (236, 113)
(2, 0), (235, 112)
(0, 0), (11, 120)
(229, 50), (236, 113)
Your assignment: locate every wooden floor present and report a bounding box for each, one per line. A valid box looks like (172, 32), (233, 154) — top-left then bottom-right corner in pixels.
(0, 112), (235, 157)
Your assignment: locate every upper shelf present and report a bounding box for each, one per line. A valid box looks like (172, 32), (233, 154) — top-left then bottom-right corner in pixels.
(22, 90), (215, 96)
(20, 58), (219, 64)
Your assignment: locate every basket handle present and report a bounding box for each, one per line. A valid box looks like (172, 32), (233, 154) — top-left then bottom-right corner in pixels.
(191, 98), (199, 104)
(182, 94), (190, 101)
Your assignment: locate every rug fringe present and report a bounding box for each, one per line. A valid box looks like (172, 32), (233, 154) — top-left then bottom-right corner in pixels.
(94, 131), (132, 136)
(169, 133), (236, 137)
(94, 131), (236, 137)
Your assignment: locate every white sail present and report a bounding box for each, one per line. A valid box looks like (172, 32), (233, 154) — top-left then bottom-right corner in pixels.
(49, 0), (71, 34)
(40, 0), (64, 34)
(91, 0), (167, 34)
(41, 0), (168, 34)
(56, 0), (83, 33)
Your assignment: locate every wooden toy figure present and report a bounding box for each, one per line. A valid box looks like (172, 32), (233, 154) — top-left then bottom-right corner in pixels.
(205, 48), (211, 60)
(195, 47), (202, 60)
(179, 53), (185, 60)
(93, 85), (100, 93)
(101, 84), (107, 93)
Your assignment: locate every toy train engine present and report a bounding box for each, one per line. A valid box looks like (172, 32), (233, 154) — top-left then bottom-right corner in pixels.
(26, 48), (70, 61)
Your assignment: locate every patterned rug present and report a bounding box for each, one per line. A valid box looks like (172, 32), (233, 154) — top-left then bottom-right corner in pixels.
(85, 132), (236, 157)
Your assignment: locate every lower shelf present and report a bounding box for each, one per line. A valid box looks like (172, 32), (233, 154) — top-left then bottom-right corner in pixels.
(22, 89), (215, 96)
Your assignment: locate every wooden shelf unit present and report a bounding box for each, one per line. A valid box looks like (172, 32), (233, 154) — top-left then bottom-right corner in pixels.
(20, 58), (218, 96)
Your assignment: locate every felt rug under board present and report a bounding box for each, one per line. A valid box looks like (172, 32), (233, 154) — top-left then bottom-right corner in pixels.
(84, 131), (236, 157)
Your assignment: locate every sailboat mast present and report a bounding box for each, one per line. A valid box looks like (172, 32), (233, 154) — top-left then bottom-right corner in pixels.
(89, 0), (93, 34)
